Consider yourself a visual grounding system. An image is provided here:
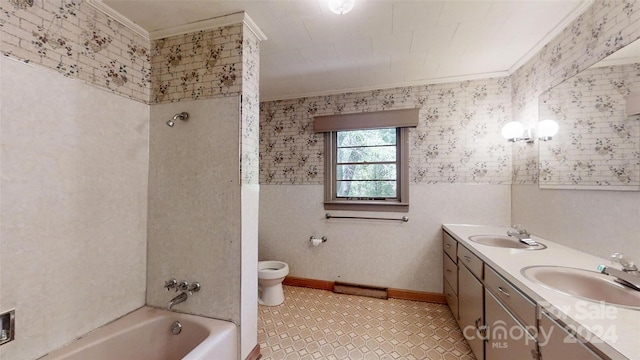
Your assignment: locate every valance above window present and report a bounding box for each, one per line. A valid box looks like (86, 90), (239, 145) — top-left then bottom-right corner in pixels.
(313, 108), (419, 132)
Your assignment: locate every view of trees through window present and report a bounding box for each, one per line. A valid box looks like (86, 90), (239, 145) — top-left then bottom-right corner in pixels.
(336, 128), (398, 199)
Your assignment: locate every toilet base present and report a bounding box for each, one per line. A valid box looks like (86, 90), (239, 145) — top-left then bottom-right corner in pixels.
(258, 283), (285, 306)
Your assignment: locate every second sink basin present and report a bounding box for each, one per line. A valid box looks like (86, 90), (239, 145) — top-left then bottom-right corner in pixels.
(521, 266), (640, 309)
(468, 235), (547, 250)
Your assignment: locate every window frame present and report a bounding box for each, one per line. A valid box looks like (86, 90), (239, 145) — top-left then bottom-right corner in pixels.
(324, 127), (409, 212)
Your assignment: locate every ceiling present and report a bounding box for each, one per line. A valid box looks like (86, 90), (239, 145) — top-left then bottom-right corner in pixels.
(100, 0), (590, 101)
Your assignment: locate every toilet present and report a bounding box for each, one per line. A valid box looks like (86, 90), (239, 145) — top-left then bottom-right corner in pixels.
(258, 261), (289, 306)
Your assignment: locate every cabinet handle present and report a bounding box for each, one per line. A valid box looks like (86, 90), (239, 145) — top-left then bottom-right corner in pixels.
(445, 243), (451, 248)
(446, 269), (451, 272)
(498, 286), (510, 297)
(463, 255), (472, 262)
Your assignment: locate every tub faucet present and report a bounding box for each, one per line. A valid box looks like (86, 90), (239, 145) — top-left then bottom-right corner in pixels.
(167, 292), (188, 310)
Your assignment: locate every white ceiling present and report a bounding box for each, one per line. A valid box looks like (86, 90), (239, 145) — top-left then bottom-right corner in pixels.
(100, 0), (590, 101)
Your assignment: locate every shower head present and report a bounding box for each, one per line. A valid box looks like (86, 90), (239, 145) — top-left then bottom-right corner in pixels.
(166, 112), (189, 127)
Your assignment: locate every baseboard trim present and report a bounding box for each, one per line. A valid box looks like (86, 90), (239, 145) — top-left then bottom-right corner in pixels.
(283, 276), (446, 304)
(388, 288), (447, 304)
(245, 343), (261, 360)
(283, 276), (334, 291)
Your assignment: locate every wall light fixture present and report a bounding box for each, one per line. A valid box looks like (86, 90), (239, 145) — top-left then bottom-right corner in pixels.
(501, 121), (533, 143)
(537, 119), (559, 141)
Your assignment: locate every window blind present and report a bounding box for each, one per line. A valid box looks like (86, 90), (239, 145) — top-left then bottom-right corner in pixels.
(313, 108), (419, 132)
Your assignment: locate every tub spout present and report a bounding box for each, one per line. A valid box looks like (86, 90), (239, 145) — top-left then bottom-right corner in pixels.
(168, 292), (188, 310)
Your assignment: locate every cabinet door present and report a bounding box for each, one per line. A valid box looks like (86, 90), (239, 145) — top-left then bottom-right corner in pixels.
(458, 263), (484, 360)
(485, 289), (538, 360)
(538, 312), (603, 360)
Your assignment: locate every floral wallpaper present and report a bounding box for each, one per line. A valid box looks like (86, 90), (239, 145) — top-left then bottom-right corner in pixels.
(150, 24), (243, 104)
(0, 0), (151, 103)
(511, 0), (640, 185)
(260, 78), (512, 185)
(539, 63), (640, 189)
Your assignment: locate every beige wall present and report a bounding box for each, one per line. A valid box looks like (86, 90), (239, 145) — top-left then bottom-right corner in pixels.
(0, 57), (149, 360)
(259, 184), (510, 293)
(512, 185), (640, 262)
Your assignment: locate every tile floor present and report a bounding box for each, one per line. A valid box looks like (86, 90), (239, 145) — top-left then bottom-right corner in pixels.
(258, 286), (475, 360)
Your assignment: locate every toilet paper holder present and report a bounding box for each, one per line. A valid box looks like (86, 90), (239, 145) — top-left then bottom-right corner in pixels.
(309, 236), (327, 243)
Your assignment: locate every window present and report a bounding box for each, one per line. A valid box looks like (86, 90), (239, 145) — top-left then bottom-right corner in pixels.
(324, 127), (409, 212)
(314, 108), (417, 212)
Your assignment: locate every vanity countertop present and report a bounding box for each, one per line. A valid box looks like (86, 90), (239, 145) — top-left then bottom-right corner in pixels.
(442, 224), (639, 360)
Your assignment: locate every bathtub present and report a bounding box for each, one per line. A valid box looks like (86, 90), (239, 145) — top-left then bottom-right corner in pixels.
(38, 307), (237, 360)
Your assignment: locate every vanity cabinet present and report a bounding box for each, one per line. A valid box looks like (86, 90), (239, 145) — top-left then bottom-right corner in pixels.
(538, 311), (602, 360)
(442, 232), (459, 322)
(457, 246), (485, 360)
(485, 289), (538, 360)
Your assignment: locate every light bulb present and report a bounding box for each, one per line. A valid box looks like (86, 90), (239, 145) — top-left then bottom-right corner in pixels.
(501, 121), (524, 142)
(328, 0), (355, 15)
(538, 119), (559, 141)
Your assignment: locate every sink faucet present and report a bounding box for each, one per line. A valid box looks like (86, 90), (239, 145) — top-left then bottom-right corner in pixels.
(598, 252), (640, 292)
(167, 292), (188, 310)
(507, 224), (537, 245)
(611, 252), (638, 273)
(598, 265), (640, 291)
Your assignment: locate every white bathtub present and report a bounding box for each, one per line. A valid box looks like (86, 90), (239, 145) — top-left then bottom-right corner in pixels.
(38, 307), (237, 360)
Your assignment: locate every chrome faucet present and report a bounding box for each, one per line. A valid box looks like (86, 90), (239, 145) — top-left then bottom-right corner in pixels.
(598, 253), (640, 292)
(611, 252), (638, 273)
(164, 278), (201, 310)
(167, 292), (188, 310)
(507, 224), (537, 245)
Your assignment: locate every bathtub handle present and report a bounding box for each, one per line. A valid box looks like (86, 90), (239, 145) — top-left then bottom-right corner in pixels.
(178, 280), (189, 292)
(164, 278), (177, 291)
(188, 282), (201, 295)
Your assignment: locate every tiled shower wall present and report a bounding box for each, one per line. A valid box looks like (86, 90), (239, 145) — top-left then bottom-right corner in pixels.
(259, 77), (512, 186)
(0, 0), (150, 103)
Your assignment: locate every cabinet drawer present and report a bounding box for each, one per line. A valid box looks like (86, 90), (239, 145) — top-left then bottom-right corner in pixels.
(485, 289), (538, 360)
(539, 311), (603, 360)
(443, 231), (457, 262)
(458, 245), (483, 279)
(443, 253), (458, 293)
(485, 265), (537, 331)
(444, 278), (458, 321)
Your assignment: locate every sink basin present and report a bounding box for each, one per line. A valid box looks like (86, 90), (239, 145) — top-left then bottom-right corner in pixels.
(521, 266), (640, 309)
(468, 235), (547, 250)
